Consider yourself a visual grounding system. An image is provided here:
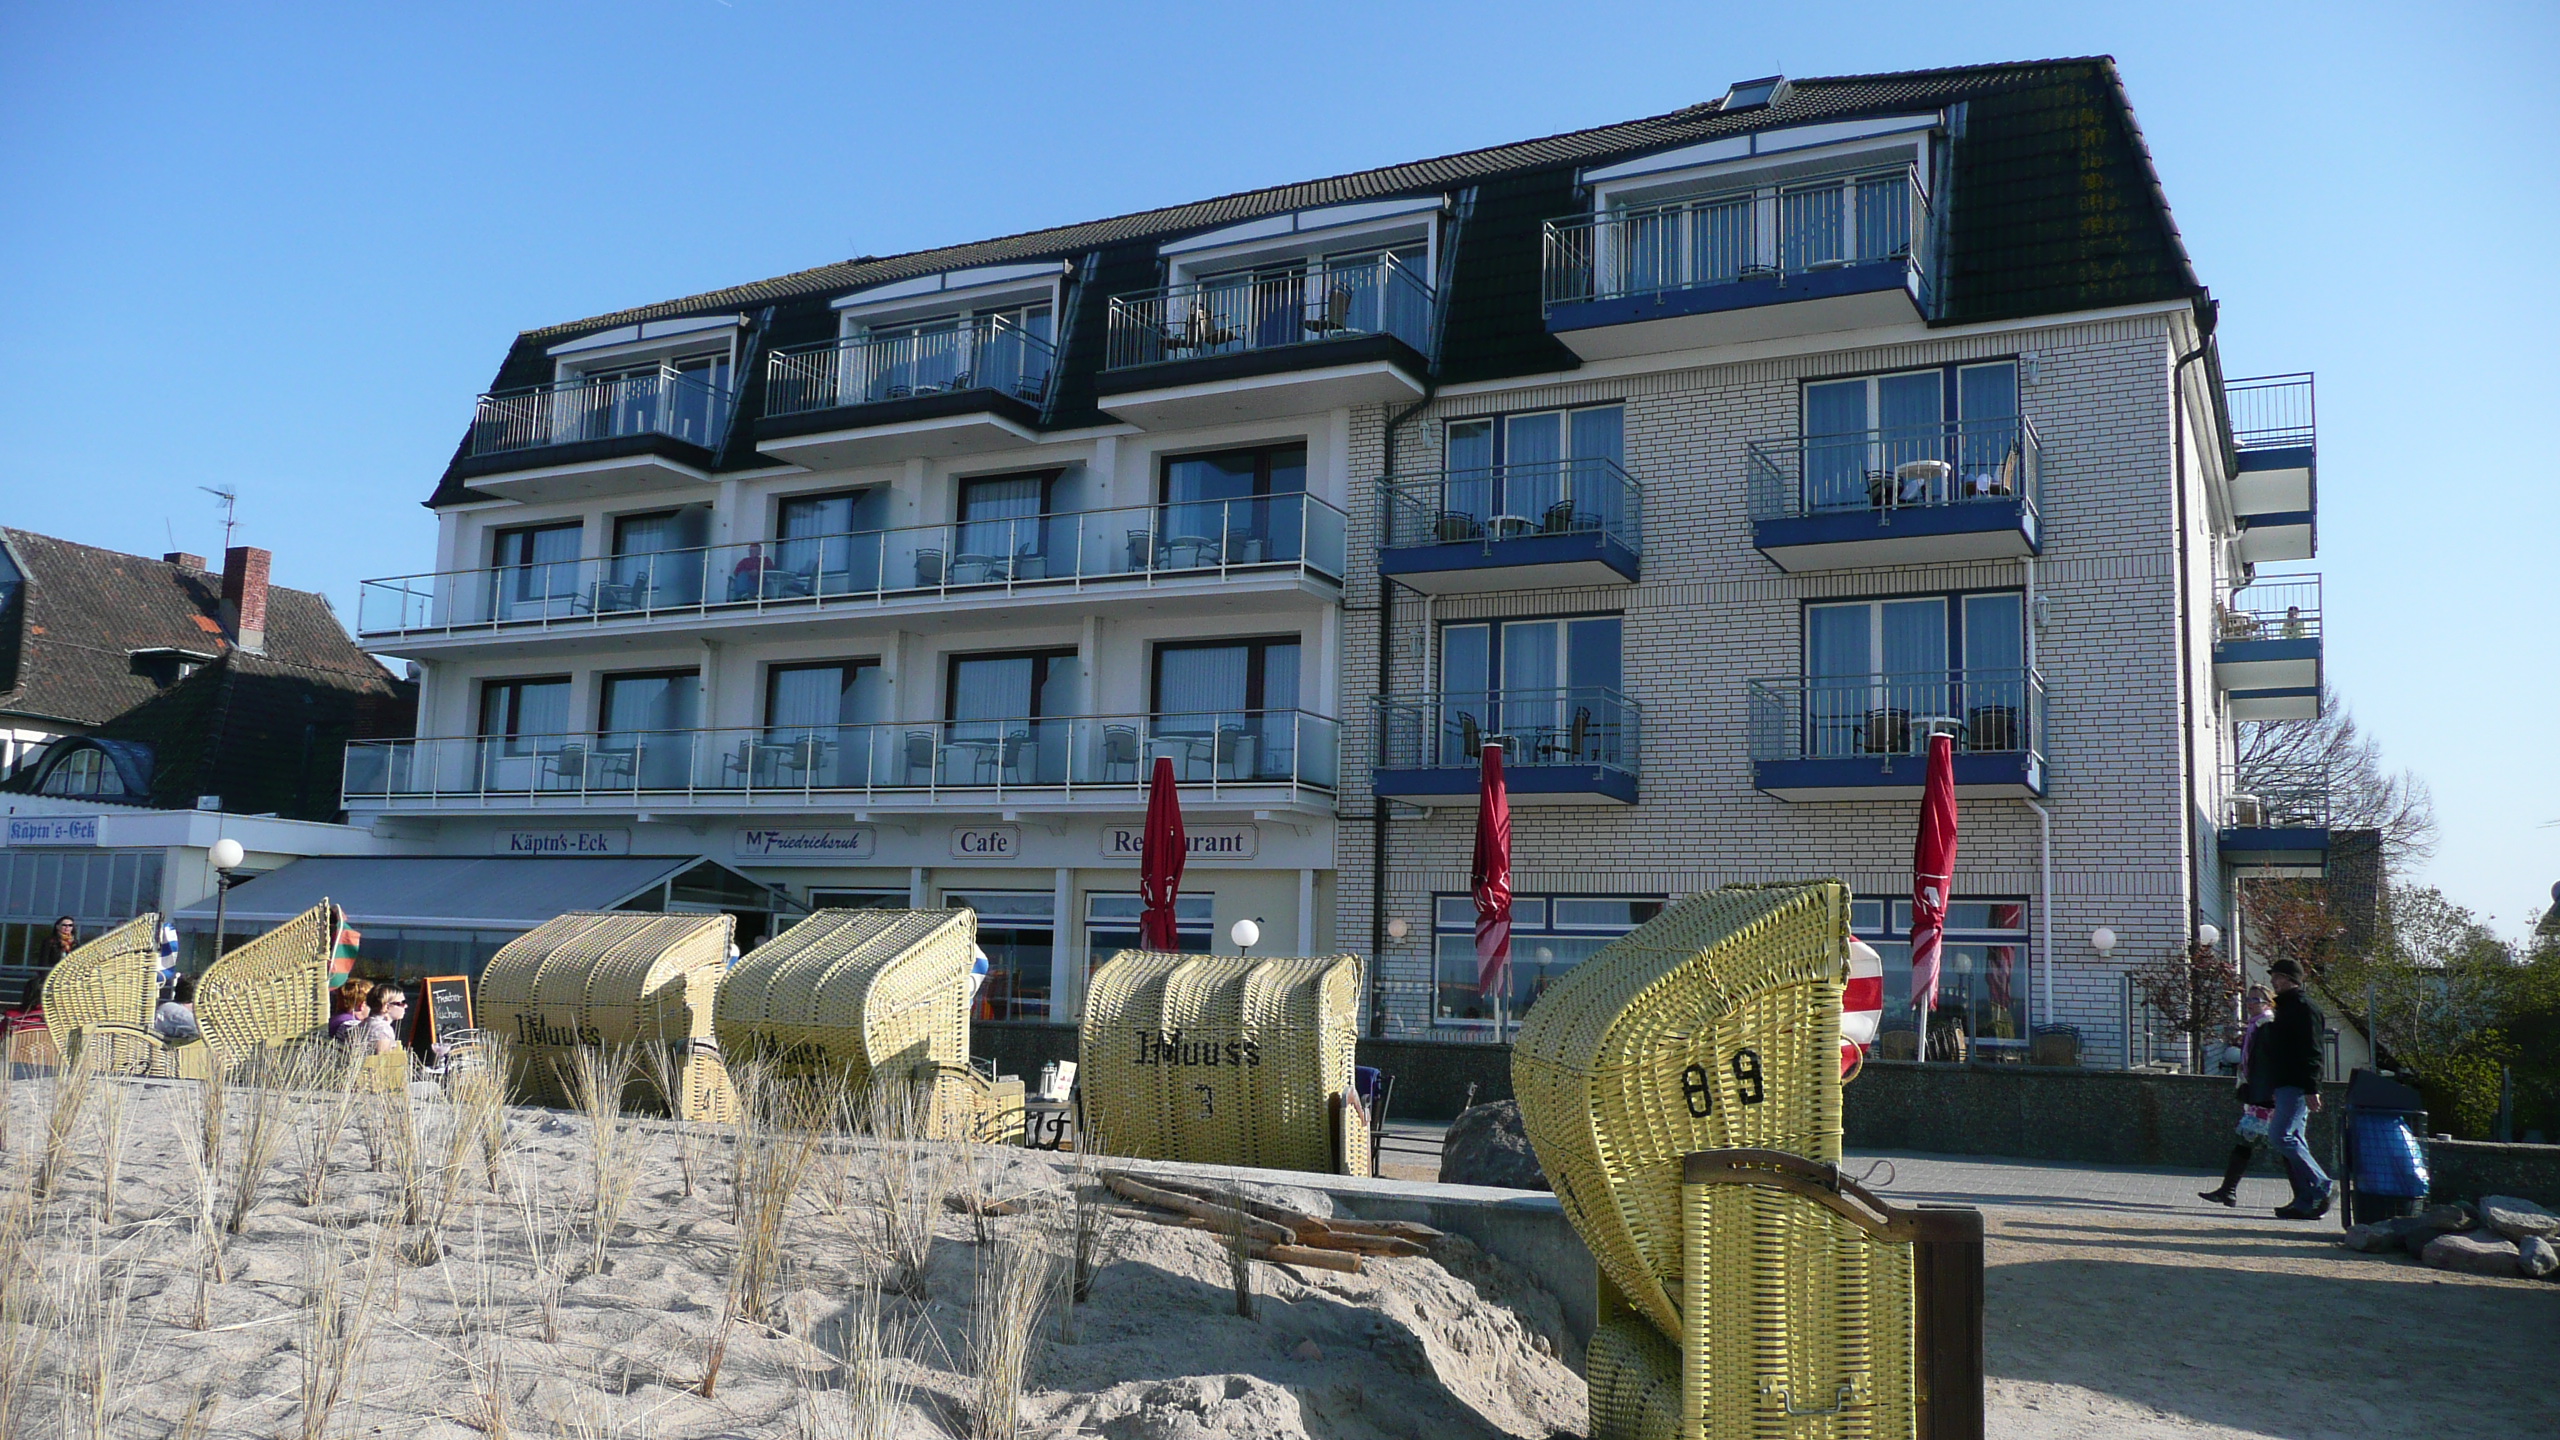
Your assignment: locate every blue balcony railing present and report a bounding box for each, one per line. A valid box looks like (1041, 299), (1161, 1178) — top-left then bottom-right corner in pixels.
(763, 315), (1056, 418)
(1373, 689), (1640, 774)
(1382, 458), (1643, 553)
(1748, 669), (2045, 765)
(2225, 373), (2315, 453)
(1105, 251), (1434, 370)
(1747, 416), (2040, 522)
(470, 366), (735, 458)
(1544, 163), (1932, 311)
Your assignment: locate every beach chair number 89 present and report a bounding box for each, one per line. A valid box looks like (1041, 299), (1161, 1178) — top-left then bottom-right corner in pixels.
(1680, 1064), (1714, 1117)
(1730, 1049), (1764, 1106)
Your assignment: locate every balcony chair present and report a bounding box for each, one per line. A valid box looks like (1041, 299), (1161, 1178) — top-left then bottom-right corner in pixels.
(903, 731), (938, 785)
(1101, 724), (1140, 781)
(1435, 510), (1485, 544)
(1860, 709), (1913, 756)
(1126, 531), (1155, 571)
(915, 549), (945, 586)
(1892, 459), (1951, 507)
(1966, 704), (2020, 752)
(1457, 711), (1484, 762)
(998, 731), (1036, 785)
(1540, 706), (1594, 764)
(543, 743), (590, 787)
(1303, 283), (1356, 335)
(1540, 499), (1581, 535)
(1217, 726), (1255, 781)
(2029, 1024), (2084, 1067)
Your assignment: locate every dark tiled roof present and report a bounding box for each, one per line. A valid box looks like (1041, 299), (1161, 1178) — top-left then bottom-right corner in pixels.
(431, 56), (2201, 506)
(0, 530), (414, 820)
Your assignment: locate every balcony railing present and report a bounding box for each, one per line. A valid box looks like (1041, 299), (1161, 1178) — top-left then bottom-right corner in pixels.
(1544, 163), (1931, 309)
(355, 495), (1347, 637)
(343, 709), (1340, 804)
(1381, 458), (1643, 553)
(2220, 766), (2330, 831)
(1373, 688), (1640, 774)
(1747, 669), (2045, 763)
(2225, 373), (2315, 452)
(1747, 416), (2040, 521)
(470, 366), (736, 458)
(2216, 573), (2321, 643)
(763, 316), (1056, 419)
(1104, 251), (1435, 370)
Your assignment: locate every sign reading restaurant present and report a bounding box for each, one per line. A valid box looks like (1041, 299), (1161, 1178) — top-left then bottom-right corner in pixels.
(493, 829), (631, 856)
(734, 827), (876, 862)
(1101, 825), (1258, 860)
(5, 816), (101, 847)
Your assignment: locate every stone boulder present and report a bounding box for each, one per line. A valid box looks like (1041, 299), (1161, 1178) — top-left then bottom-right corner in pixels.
(2477, 1195), (2560, 1243)
(1438, 1100), (1550, 1191)
(2401, 1201), (2475, 1250)
(2520, 1235), (2560, 1280)
(2341, 1223), (2402, 1254)
(2421, 1228), (2522, 1279)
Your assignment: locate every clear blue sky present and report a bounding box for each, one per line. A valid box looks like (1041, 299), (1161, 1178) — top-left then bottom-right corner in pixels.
(3, 2), (2552, 933)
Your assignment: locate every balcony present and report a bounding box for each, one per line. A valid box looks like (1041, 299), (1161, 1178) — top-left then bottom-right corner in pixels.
(1371, 689), (1639, 806)
(1747, 670), (2046, 800)
(355, 496), (1346, 650)
(1097, 253), (1434, 428)
(342, 709), (1339, 817)
(757, 317), (1057, 469)
(458, 367), (736, 500)
(1379, 459), (1641, 593)
(2226, 374), (2316, 562)
(1747, 416), (2040, 571)
(2214, 573), (2322, 721)
(1542, 164), (1931, 360)
(2218, 768), (2330, 876)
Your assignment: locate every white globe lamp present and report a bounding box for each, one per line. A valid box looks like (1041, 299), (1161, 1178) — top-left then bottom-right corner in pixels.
(208, 838), (245, 871)
(1230, 918), (1261, 951)
(1385, 918), (1409, 940)
(2089, 928), (2117, 958)
(2196, 924), (2221, 949)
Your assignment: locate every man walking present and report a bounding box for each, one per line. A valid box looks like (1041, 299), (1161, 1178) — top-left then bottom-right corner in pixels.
(2262, 959), (2333, 1219)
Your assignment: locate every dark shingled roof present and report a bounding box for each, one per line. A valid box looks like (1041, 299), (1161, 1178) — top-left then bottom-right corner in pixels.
(431, 56), (2202, 507)
(0, 530), (414, 821)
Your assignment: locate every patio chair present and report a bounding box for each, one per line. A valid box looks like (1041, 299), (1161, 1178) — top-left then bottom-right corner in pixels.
(1541, 499), (1580, 535)
(1303, 283), (1355, 334)
(1860, 708), (1912, 756)
(1435, 511), (1485, 544)
(1101, 724), (1140, 781)
(915, 549), (945, 586)
(999, 730), (1036, 784)
(902, 730), (938, 784)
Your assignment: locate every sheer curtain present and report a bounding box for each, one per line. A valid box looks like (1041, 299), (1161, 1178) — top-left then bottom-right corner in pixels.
(1504, 413), (1561, 517)
(1444, 422), (1494, 529)
(1803, 380), (1870, 510)
(1570, 406), (1625, 527)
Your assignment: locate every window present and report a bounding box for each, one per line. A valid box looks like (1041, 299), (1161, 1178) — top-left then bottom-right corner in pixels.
(1085, 892), (1214, 980)
(1191, 244), (1426, 352)
(38, 747), (126, 797)
(606, 509), (705, 609)
(490, 523), (582, 619)
(1434, 893), (1662, 1029)
(1151, 637), (1301, 782)
(477, 678), (571, 752)
(1439, 616), (1623, 766)
(1804, 593), (2025, 756)
(1157, 443), (1307, 566)
(954, 471), (1057, 579)
(597, 670), (699, 789)
(858, 304), (1052, 399)
(570, 349), (733, 446)
(942, 649), (1080, 785)
(944, 890), (1055, 1022)
(760, 660), (884, 788)
(1851, 897), (2030, 1051)
(746, 488), (887, 601)
(1802, 362), (2021, 511)
(1442, 405), (1625, 536)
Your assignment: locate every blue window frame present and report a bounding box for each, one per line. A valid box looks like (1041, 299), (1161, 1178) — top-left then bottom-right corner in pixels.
(1433, 893), (1663, 1030)
(1438, 614), (1622, 765)
(1802, 589), (2024, 756)
(1850, 897), (2031, 1051)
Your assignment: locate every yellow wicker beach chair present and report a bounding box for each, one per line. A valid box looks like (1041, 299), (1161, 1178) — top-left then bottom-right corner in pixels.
(41, 915), (163, 1066)
(477, 911), (738, 1121)
(196, 901), (336, 1072)
(713, 907), (1020, 1142)
(1512, 883), (1980, 1440)
(1078, 950), (1368, 1176)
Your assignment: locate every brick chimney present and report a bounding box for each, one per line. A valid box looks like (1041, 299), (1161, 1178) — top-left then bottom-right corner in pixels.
(163, 551), (207, 571)
(220, 546), (270, 654)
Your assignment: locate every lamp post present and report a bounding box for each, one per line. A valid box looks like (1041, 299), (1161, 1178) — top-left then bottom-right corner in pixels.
(1230, 918), (1261, 953)
(208, 837), (245, 963)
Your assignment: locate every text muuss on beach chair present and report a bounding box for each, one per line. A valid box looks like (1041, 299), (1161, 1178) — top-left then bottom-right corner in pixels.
(1128, 1028), (1265, 1068)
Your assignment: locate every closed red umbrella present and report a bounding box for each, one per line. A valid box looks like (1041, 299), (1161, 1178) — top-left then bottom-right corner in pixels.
(1472, 743), (1513, 1015)
(1140, 755), (1186, 950)
(1909, 730), (1960, 1035)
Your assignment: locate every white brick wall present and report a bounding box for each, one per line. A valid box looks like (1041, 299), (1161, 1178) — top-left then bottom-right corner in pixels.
(1337, 313), (2232, 1065)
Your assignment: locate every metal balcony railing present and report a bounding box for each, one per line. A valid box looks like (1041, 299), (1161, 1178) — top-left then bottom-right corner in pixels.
(2220, 766), (2330, 830)
(2216, 573), (2321, 643)
(763, 315), (1056, 418)
(1104, 251), (1435, 370)
(1380, 458), (1643, 554)
(342, 709), (1341, 804)
(470, 366), (736, 457)
(355, 494), (1348, 637)
(1747, 415), (2040, 521)
(1372, 688), (1641, 774)
(1746, 669), (2046, 763)
(2224, 373), (2315, 452)
(1544, 163), (1932, 310)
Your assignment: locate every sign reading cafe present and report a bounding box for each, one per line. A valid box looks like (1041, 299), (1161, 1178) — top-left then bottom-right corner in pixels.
(1101, 825), (1258, 860)
(950, 826), (1021, 859)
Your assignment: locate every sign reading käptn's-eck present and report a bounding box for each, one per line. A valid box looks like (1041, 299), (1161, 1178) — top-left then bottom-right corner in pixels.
(1128, 1028), (1265, 1067)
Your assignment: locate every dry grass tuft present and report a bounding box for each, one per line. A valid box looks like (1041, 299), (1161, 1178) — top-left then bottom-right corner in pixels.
(0, 1192), (44, 1437)
(562, 1045), (642, 1275)
(634, 1040), (701, 1197)
(1220, 1183), (1256, 1320)
(700, 1062), (835, 1398)
(966, 1231), (1054, 1440)
(291, 1047), (367, 1208)
(91, 1072), (130, 1229)
(227, 1047), (301, 1234)
(34, 1038), (99, 1199)
(55, 1252), (138, 1440)
(511, 1167), (570, 1345)
(296, 1227), (390, 1440)
(861, 1080), (950, 1299)
(793, 1278), (908, 1440)
(1056, 1148), (1130, 1342)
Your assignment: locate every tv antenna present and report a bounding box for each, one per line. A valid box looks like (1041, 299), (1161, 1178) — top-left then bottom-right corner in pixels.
(199, 487), (238, 552)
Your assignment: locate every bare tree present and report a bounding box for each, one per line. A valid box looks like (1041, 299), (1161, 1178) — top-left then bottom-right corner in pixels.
(2236, 687), (2437, 872)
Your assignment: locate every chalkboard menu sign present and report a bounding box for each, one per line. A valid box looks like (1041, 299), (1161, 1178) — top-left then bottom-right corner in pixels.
(421, 975), (474, 1046)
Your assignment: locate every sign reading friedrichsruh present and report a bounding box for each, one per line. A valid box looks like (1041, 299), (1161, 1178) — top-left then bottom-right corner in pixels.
(734, 827), (876, 862)
(493, 829), (630, 857)
(5, 815), (101, 847)
(1101, 824), (1258, 861)
(950, 825), (1020, 859)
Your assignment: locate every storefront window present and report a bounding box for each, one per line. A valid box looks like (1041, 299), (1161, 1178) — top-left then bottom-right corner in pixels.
(1851, 897), (2030, 1050)
(1433, 893), (1661, 1031)
(944, 890), (1055, 1022)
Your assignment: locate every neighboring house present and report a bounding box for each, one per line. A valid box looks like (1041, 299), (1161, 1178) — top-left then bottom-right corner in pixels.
(346, 57), (2327, 1063)
(0, 532), (414, 819)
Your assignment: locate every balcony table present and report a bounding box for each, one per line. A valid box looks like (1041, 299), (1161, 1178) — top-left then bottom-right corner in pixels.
(942, 737), (1003, 785)
(1908, 715), (1967, 754)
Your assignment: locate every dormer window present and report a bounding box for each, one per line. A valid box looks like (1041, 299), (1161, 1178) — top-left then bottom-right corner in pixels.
(38, 745), (129, 797)
(128, 647), (214, 688)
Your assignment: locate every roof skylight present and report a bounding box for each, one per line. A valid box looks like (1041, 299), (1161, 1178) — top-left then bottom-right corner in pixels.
(1720, 75), (1789, 112)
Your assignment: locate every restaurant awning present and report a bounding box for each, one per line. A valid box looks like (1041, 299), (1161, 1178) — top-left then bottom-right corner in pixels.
(170, 855), (714, 932)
